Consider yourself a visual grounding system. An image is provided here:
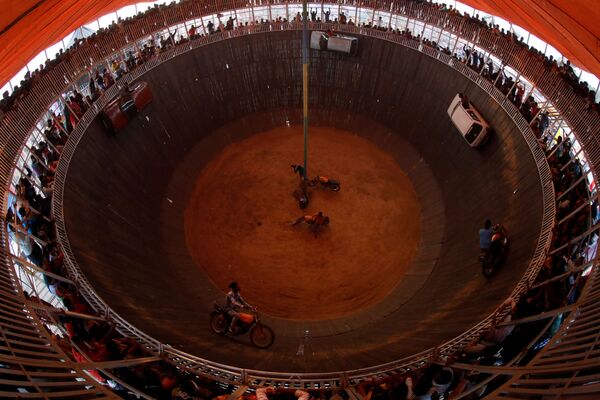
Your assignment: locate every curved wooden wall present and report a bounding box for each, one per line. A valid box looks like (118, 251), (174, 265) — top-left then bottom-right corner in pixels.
(62, 31), (543, 372)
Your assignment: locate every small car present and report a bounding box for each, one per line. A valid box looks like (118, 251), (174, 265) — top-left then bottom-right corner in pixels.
(100, 81), (153, 134)
(447, 93), (490, 147)
(310, 31), (358, 55)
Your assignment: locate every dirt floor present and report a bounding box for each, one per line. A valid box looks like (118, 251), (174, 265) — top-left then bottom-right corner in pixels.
(184, 126), (421, 320)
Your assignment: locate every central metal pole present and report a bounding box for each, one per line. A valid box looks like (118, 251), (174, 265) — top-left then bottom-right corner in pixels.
(302, 0), (309, 180)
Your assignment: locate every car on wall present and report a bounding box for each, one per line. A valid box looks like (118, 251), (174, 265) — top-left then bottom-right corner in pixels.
(447, 93), (490, 147)
(310, 31), (358, 56)
(100, 81), (153, 134)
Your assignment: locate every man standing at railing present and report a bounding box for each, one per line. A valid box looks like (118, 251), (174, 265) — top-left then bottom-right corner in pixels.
(340, 12), (347, 24)
(188, 24), (197, 39)
(207, 20), (215, 34)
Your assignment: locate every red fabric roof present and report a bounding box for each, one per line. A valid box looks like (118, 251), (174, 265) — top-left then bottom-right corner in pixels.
(1, 0), (599, 87)
(465, 0), (599, 76)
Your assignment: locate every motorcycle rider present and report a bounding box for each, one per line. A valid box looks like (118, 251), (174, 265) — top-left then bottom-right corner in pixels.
(225, 282), (253, 334)
(291, 165), (309, 209)
(480, 219), (504, 259)
(479, 219), (493, 255)
(292, 178), (309, 209)
(293, 211), (330, 237)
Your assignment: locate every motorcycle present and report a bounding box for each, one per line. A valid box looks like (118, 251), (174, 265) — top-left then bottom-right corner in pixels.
(210, 304), (275, 349)
(309, 176), (341, 192)
(480, 224), (509, 277)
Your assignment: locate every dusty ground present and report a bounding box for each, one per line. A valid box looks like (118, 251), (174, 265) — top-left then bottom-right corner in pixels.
(184, 126), (421, 320)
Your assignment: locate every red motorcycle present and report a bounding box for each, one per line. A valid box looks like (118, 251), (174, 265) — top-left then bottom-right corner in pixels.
(210, 304), (275, 349)
(309, 176), (341, 192)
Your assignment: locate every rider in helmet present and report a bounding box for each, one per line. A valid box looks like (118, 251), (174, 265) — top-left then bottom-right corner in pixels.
(479, 219), (493, 254)
(225, 282), (253, 334)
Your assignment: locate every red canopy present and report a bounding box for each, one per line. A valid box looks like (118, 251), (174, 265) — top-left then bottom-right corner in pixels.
(465, 0), (600, 76)
(1, 0), (599, 87)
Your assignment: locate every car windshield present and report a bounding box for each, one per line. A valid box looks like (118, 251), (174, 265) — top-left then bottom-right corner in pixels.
(465, 123), (482, 144)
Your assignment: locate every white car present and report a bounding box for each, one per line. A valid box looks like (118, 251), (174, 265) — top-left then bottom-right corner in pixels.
(447, 94), (490, 147)
(310, 31), (358, 55)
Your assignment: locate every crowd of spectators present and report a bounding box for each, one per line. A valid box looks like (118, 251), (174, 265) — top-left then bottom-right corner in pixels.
(1, 0), (599, 118)
(3, 61), (238, 399)
(1, 0), (598, 398)
(412, 0), (599, 113)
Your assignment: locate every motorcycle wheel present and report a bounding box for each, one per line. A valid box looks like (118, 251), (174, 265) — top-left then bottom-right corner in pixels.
(100, 112), (116, 135)
(329, 183), (341, 192)
(210, 313), (228, 335)
(249, 324), (275, 349)
(481, 260), (494, 277)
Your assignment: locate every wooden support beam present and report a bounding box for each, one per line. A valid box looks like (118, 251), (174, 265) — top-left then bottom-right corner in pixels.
(496, 305), (575, 327)
(12, 256), (74, 285)
(26, 301), (108, 321)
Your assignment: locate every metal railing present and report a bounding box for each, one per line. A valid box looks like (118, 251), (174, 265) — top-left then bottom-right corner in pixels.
(49, 21), (555, 387)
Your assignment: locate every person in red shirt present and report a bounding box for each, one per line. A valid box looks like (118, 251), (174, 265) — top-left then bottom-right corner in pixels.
(293, 211), (330, 237)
